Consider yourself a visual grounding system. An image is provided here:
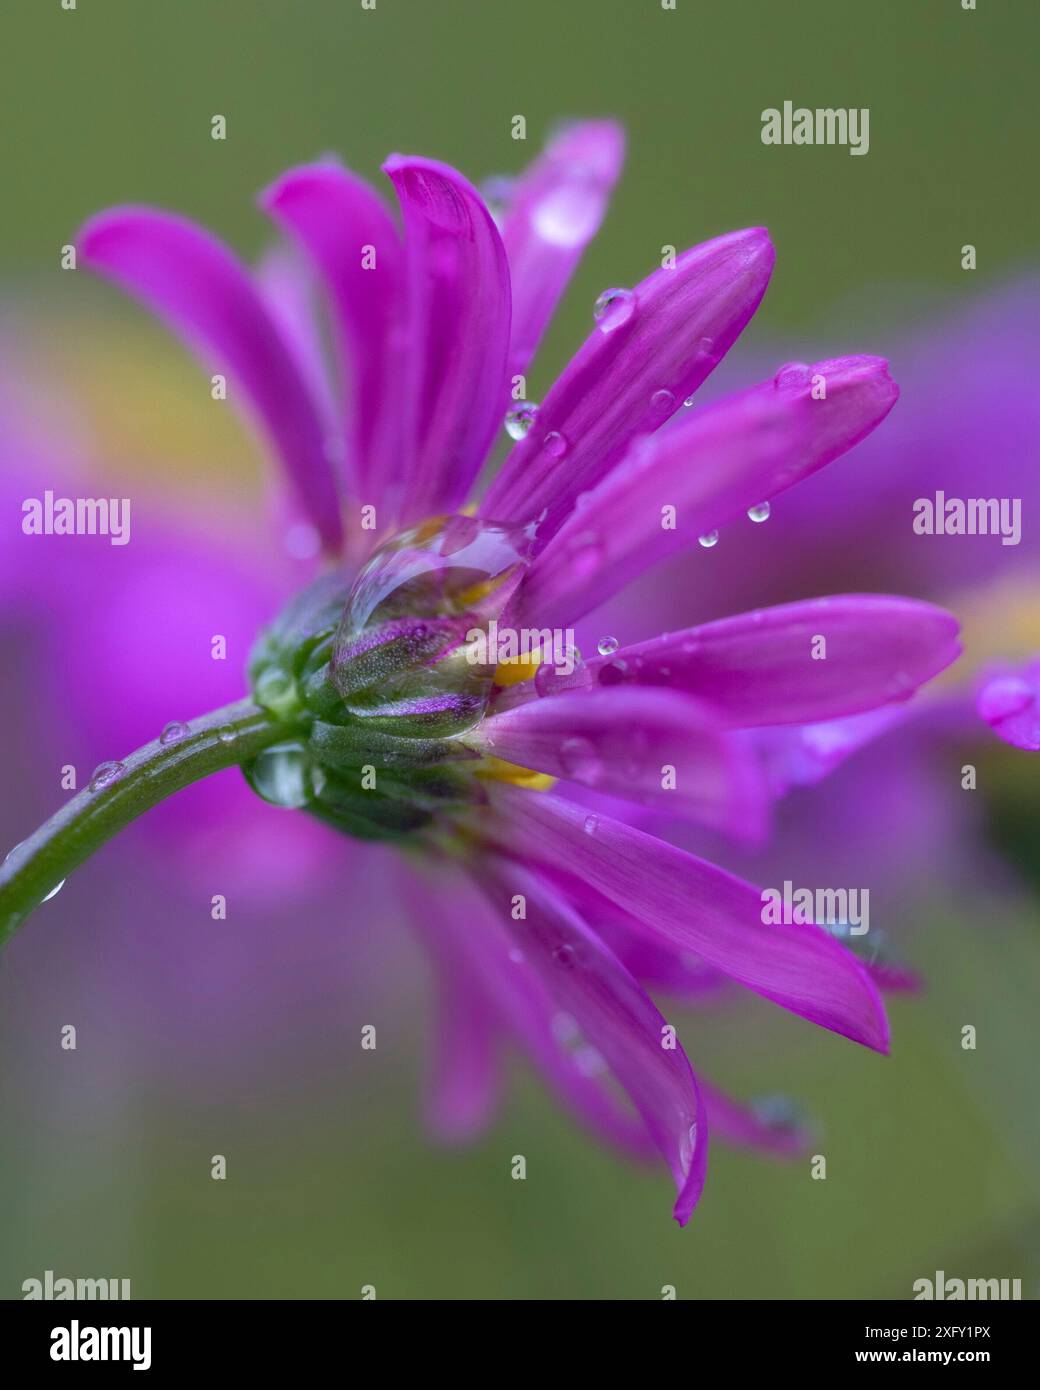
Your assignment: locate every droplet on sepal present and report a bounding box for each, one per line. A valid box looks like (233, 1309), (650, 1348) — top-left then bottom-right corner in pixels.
(159, 720), (190, 745)
(245, 741), (324, 810)
(4, 841), (65, 901)
(255, 666), (299, 720)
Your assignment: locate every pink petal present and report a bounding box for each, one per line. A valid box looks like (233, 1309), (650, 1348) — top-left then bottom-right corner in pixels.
(503, 120), (625, 379)
(522, 355), (899, 626)
(474, 687), (767, 838)
(400, 863), (656, 1162)
(479, 859), (708, 1224)
(383, 156), (511, 523)
(480, 227), (775, 542)
(77, 206), (343, 551)
(489, 787), (889, 1053)
(536, 596), (961, 727)
(425, 967), (502, 1143)
(260, 163), (405, 512)
(977, 661), (1040, 750)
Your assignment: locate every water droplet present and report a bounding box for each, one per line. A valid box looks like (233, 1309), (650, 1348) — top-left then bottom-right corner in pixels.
(650, 387), (675, 416)
(504, 401), (539, 441)
(683, 394), (697, 408)
(480, 174), (515, 228)
(593, 287), (635, 332)
(245, 741), (319, 810)
(747, 501), (771, 523)
(43, 879), (65, 902)
(773, 361), (812, 391)
(552, 942), (576, 968)
(218, 729), (238, 745)
(750, 1094), (810, 1136)
(886, 670), (916, 702)
(541, 430), (568, 460)
(159, 720), (190, 745)
(679, 1122), (699, 1175)
(597, 635), (619, 656)
(697, 530), (719, 548)
(582, 814), (599, 836)
(255, 667), (299, 720)
(558, 737), (605, 785)
(89, 760), (125, 792)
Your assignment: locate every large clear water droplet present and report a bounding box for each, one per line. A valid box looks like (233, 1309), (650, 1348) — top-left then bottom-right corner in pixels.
(159, 720), (190, 746)
(593, 287), (635, 332)
(504, 401), (539, 441)
(747, 501), (771, 523)
(697, 530), (719, 548)
(245, 741), (323, 810)
(333, 514), (536, 737)
(4, 841), (64, 902)
(597, 635), (619, 656)
(255, 666), (299, 720)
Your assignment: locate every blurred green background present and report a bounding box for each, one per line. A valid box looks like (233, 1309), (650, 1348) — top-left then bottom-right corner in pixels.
(2, 0), (1039, 1300)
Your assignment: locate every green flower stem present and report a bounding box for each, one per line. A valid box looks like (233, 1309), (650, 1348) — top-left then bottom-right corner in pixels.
(0, 697), (290, 946)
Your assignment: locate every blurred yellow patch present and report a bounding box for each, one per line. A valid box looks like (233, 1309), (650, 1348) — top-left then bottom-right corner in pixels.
(475, 756), (556, 791)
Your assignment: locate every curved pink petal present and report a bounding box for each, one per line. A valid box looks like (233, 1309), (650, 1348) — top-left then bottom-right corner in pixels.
(480, 859), (708, 1224)
(744, 707), (913, 795)
(977, 661), (1040, 750)
(480, 227), (775, 542)
(383, 156), (511, 523)
(260, 163), (404, 511)
(536, 596), (961, 727)
(254, 244), (339, 435)
(474, 688), (768, 839)
(488, 787), (889, 1053)
(425, 968), (502, 1143)
(522, 355), (899, 626)
(503, 120), (625, 379)
(77, 206), (343, 551)
(400, 863), (655, 1162)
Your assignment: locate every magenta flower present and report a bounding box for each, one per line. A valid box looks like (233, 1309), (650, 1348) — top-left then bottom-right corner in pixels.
(978, 661), (1040, 750)
(1, 124), (962, 1223)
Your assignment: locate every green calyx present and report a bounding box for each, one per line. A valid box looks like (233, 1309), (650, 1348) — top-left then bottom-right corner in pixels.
(244, 515), (534, 842)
